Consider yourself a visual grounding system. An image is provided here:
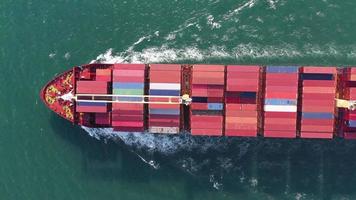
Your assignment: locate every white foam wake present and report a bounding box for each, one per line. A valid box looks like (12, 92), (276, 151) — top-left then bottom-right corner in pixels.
(92, 43), (356, 65)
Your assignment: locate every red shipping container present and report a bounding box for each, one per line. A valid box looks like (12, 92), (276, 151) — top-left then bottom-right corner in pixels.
(302, 93), (336, 100)
(149, 114), (180, 120)
(266, 73), (298, 81)
(264, 124), (297, 131)
(113, 127), (144, 132)
(114, 64), (145, 70)
(191, 121), (223, 129)
(303, 87), (335, 93)
(226, 110), (257, 117)
(191, 128), (222, 136)
(302, 80), (335, 87)
(149, 117), (179, 123)
(193, 71), (224, 79)
(149, 121), (180, 127)
(227, 72), (259, 80)
(225, 129), (257, 137)
(264, 112), (297, 118)
(113, 69), (144, 77)
(207, 97), (223, 103)
(227, 65), (260, 72)
(191, 103), (208, 110)
(266, 78), (299, 86)
(112, 110), (143, 116)
(302, 105), (335, 113)
(192, 77), (224, 85)
(301, 119), (334, 126)
(228, 79), (259, 86)
(226, 117), (257, 124)
(207, 89), (224, 97)
(302, 99), (335, 106)
(264, 130), (296, 138)
(150, 64), (181, 71)
(300, 132), (333, 139)
(193, 65), (225, 72)
(96, 75), (111, 82)
(302, 66), (336, 74)
(225, 123), (257, 130)
(345, 113), (356, 120)
(96, 68), (111, 75)
(264, 118), (296, 125)
(349, 88), (356, 99)
(76, 81), (108, 94)
(301, 125), (334, 132)
(112, 75), (144, 82)
(265, 92), (298, 99)
(226, 97), (256, 104)
(111, 115), (143, 122)
(227, 84), (259, 92)
(226, 104), (257, 111)
(266, 86), (298, 93)
(150, 71), (180, 83)
(112, 121), (143, 127)
(350, 74), (356, 81)
(76, 105), (107, 113)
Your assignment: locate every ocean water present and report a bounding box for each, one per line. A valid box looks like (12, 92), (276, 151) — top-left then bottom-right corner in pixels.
(2, 0), (356, 199)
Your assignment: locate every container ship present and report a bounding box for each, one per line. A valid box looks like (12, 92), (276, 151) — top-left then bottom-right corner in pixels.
(40, 64), (356, 139)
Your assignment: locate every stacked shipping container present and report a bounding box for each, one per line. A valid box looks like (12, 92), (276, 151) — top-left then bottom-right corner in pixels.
(96, 68), (111, 82)
(191, 65), (225, 136)
(300, 67), (337, 139)
(342, 68), (356, 139)
(263, 66), (299, 138)
(225, 65), (260, 137)
(148, 64), (181, 134)
(111, 64), (145, 131)
(76, 80), (108, 113)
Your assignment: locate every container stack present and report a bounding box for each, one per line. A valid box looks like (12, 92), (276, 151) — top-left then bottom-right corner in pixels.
(76, 81), (108, 113)
(111, 64), (145, 132)
(225, 65), (260, 137)
(263, 66), (299, 138)
(148, 64), (181, 134)
(96, 68), (112, 82)
(191, 65), (225, 136)
(344, 68), (356, 139)
(300, 67), (337, 139)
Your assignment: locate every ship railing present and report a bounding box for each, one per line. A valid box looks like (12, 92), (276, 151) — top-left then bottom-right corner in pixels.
(73, 94), (192, 105)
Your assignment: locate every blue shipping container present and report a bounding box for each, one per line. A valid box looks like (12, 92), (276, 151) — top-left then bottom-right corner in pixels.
(349, 120), (356, 127)
(149, 109), (180, 115)
(113, 82), (144, 89)
(266, 66), (299, 73)
(208, 103), (223, 110)
(302, 112), (334, 119)
(265, 99), (297, 105)
(77, 102), (107, 107)
(149, 89), (180, 96)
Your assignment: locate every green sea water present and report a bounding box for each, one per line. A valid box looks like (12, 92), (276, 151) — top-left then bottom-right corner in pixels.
(2, 0), (356, 199)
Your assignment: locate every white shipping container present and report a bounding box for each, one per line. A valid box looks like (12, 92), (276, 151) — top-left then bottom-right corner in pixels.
(149, 83), (181, 90)
(264, 105), (297, 112)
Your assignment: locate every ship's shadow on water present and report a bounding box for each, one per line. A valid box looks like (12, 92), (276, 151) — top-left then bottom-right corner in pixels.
(50, 114), (356, 197)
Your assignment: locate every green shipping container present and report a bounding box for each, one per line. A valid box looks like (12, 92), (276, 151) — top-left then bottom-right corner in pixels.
(112, 88), (144, 95)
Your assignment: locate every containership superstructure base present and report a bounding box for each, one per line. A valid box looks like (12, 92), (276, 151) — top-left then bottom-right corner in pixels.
(40, 64), (356, 139)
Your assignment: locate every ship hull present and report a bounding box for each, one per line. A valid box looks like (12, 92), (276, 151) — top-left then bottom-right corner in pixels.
(40, 64), (356, 139)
